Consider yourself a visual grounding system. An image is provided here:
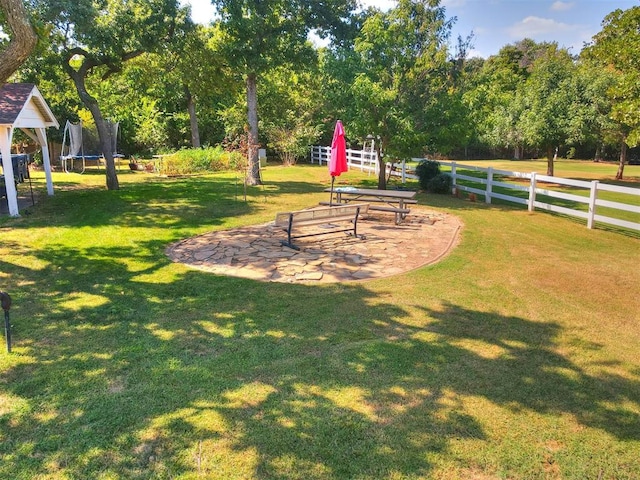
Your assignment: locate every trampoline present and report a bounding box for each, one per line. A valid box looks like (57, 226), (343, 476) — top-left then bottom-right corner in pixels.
(60, 120), (123, 173)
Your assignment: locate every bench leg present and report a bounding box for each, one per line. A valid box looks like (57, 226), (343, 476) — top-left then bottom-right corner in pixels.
(352, 207), (366, 239)
(395, 211), (409, 225)
(280, 239), (300, 250)
(282, 214), (300, 250)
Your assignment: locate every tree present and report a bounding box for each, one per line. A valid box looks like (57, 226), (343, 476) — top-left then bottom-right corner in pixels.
(260, 66), (322, 165)
(346, 0), (453, 189)
(583, 6), (640, 180)
(213, 0), (357, 185)
(518, 45), (575, 176)
(162, 25), (233, 149)
(564, 62), (617, 161)
(34, 0), (192, 190)
(465, 39), (558, 160)
(0, 0), (37, 83)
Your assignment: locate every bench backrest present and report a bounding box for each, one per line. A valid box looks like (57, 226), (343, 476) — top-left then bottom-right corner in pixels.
(275, 203), (369, 227)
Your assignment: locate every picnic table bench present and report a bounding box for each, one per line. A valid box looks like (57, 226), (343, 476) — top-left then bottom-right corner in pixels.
(274, 203), (369, 250)
(322, 187), (417, 224)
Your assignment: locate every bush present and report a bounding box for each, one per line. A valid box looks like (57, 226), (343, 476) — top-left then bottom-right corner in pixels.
(160, 147), (246, 175)
(415, 160), (441, 190)
(427, 173), (453, 194)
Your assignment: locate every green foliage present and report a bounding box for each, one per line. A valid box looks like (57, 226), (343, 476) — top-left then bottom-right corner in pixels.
(259, 67), (323, 165)
(518, 46), (575, 154)
(427, 172), (453, 194)
(212, 0), (357, 184)
(267, 124), (321, 166)
(415, 159), (441, 190)
(161, 146), (245, 175)
(583, 7), (640, 147)
(11, 0), (639, 170)
(348, 1), (453, 158)
(131, 97), (171, 153)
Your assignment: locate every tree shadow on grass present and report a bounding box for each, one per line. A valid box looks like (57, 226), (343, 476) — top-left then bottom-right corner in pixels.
(418, 302), (640, 441)
(2, 174), (348, 229)
(1, 241), (639, 478)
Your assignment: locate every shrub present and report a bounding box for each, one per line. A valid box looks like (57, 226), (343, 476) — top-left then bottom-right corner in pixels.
(427, 173), (453, 194)
(266, 124), (321, 166)
(415, 160), (441, 190)
(160, 147), (246, 175)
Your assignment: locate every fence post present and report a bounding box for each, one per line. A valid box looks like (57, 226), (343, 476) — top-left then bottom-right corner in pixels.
(528, 172), (537, 212)
(486, 167), (493, 204)
(587, 180), (599, 229)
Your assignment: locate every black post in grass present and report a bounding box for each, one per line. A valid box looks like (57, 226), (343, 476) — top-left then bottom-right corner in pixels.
(1, 291), (11, 353)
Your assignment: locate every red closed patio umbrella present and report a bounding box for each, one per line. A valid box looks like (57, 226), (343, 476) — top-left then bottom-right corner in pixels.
(329, 120), (348, 206)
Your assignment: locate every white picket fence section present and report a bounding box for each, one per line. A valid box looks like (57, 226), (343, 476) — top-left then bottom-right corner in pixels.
(309, 147), (640, 231)
(310, 145), (378, 172)
(310, 145), (413, 181)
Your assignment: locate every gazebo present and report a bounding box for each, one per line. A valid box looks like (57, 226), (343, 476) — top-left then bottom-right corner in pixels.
(0, 83), (59, 217)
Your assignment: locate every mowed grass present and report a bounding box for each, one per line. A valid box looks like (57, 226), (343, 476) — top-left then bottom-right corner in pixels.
(1, 163), (639, 479)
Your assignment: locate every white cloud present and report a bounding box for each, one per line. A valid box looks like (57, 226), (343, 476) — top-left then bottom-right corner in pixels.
(551, 1), (575, 12)
(506, 16), (576, 39)
(466, 47), (488, 59)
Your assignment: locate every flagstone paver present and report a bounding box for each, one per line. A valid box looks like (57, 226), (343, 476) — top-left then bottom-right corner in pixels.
(166, 208), (462, 283)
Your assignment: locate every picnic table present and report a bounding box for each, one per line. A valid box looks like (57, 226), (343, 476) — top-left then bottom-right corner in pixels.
(323, 187), (417, 224)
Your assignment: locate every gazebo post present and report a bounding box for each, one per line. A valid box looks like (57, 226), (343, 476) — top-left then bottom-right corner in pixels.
(0, 125), (19, 217)
(35, 127), (54, 195)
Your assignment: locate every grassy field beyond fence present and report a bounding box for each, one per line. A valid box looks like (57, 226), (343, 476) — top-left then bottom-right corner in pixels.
(1, 164), (639, 479)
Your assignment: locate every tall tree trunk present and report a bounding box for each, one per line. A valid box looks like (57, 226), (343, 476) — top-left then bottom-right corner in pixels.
(376, 141), (386, 190)
(546, 145), (555, 176)
(245, 72), (261, 185)
(0, 0), (37, 83)
(616, 140), (627, 180)
(594, 145), (602, 162)
(67, 64), (119, 190)
(185, 86), (200, 148)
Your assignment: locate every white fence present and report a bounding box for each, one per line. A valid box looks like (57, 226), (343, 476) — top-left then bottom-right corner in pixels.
(310, 145), (413, 181)
(309, 147), (640, 231)
(310, 145), (378, 172)
(433, 161), (640, 232)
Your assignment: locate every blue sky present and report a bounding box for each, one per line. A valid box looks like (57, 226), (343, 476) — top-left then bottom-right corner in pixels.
(182, 0), (638, 58)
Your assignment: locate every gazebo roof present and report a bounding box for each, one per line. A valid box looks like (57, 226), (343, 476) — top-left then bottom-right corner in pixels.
(0, 83), (59, 129)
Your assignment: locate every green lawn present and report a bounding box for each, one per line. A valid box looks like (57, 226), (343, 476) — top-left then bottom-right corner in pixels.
(1, 164), (639, 479)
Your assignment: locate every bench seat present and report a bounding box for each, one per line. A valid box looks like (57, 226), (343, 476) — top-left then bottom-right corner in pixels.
(368, 205), (411, 214)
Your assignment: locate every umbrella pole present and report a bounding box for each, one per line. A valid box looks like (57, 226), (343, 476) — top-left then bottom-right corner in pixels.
(330, 176), (335, 206)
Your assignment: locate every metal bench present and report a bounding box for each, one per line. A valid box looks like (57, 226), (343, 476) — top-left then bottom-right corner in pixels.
(274, 204), (369, 250)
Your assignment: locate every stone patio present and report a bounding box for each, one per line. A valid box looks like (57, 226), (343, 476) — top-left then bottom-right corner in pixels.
(166, 208), (463, 283)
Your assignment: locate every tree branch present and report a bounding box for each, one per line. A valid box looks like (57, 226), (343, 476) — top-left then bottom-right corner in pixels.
(0, 0), (37, 83)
